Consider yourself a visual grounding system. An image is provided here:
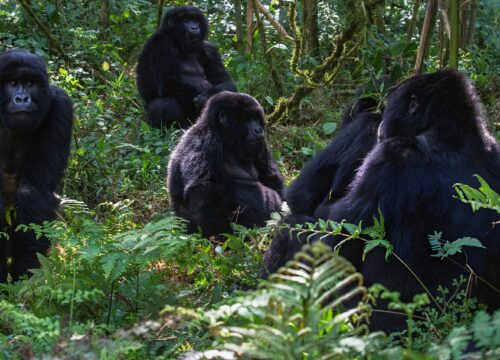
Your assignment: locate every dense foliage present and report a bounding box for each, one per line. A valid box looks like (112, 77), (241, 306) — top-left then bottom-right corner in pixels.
(0, 0), (498, 359)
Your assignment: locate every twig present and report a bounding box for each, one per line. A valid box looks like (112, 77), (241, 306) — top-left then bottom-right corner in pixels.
(17, 0), (66, 59)
(254, 0), (294, 42)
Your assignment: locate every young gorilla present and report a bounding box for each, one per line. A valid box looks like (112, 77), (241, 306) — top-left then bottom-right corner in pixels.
(137, 6), (237, 129)
(168, 92), (283, 236)
(0, 50), (73, 282)
(264, 70), (500, 332)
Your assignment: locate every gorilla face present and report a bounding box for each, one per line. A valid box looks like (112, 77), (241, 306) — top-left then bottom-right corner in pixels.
(0, 51), (51, 134)
(217, 109), (266, 156)
(164, 6), (208, 52)
(181, 17), (202, 42)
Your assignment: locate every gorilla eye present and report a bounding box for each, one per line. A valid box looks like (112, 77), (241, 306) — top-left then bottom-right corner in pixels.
(24, 81), (33, 87)
(9, 80), (17, 86)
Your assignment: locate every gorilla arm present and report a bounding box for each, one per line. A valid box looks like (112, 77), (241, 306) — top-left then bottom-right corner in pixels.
(254, 145), (284, 197)
(193, 42), (237, 110)
(16, 87), (73, 221)
(286, 113), (381, 217)
(202, 42), (236, 93)
(176, 129), (234, 235)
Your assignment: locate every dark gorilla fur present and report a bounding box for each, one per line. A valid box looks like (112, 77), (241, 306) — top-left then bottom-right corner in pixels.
(286, 78), (389, 217)
(0, 50), (73, 282)
(168, 92), (283, 236)
(264, 69), (500, 332)
(137, 6), (237, 129)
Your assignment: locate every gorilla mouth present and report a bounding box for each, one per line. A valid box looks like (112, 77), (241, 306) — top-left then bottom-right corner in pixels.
(6, 105), (37, 114)
(187, 34), (201, 41)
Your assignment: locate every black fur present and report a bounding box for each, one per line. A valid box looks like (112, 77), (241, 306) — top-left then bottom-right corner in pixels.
(167, 92), (283, 236)
(137, 6), (237, 129)
(0, 50), (73, 282)
(264, 70), (500, 332)
(286, 78), (388, 217)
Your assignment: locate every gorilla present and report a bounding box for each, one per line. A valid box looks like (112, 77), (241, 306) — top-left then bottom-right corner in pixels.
(286, 78), (389, 217)
(137, 6), (237, 129)
(168, 92), (283, 236)
(0, 50), (73, 282)
(264, 69), (500, 332)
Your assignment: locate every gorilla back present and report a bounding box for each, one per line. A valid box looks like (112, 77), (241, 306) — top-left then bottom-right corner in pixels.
(167, 92), (283, 236)
(137, 6), (236, 129)
(0, 50), (73, 282)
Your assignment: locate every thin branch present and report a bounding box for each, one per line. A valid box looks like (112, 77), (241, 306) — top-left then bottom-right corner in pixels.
(17, 0), (66, 59)
(253, 0), (283, 95)
(254, 0), (294, 42)
(414, 0), (437, 73)
(438, 0), (451, 40)
(156, 0), (165, 30)
(245, 0), (255, 54)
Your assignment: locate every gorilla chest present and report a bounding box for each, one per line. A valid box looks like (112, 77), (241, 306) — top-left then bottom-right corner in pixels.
(223, 154), (259, 184)
(0, 131), (28, 202)
(180, 56), (206, 79)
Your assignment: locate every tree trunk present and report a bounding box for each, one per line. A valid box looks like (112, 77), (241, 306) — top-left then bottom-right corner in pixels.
(100, 0), (109, 28)
(245, 0), (254, 54)
(234, 0), (244, 53)
(156, 0), (165, 30)
(459, 0), (468, 49)
(302, 0), (320, 57)
(414, 0), (437, 73)
(253, 0), (283, 95)
(449, 0), (459, 68)
(466, 0), (477, 46)
(406, 0), (422, 43)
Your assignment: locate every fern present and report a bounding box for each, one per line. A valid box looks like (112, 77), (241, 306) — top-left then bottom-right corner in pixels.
(181, 242), (388, 359)
(428, 231), (486, 259)
(431, 309), (500, 358)
(454, 175), (500, 213)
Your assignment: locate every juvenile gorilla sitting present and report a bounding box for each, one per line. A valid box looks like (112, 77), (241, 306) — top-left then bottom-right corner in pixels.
(167, 92), (283, 236)
(264, 70), (500, 332)
(137, 6), (237, 129)
(0, 50), (73, 282)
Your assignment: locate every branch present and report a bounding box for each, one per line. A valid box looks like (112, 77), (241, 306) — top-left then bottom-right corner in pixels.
(414, 0), (437, 73)
(17, 0), (66, 59)
(254, 0), (294, 42)
(156, 0), (165, 30)
(267, 0), (382, 123)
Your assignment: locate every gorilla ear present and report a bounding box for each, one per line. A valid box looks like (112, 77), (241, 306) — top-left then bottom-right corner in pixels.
(408, 94), (419, 115)
(218, 110), (227, 126)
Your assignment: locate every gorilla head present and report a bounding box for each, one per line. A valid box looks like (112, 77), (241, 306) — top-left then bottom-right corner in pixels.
(205, 92), (267, 156)
(0, 50), (52, 134)
(161, 6), (208, 52)
(379, 69), (488, 148)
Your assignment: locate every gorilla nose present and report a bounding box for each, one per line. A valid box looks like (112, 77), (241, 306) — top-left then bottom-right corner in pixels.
(14, 95), (31, 105)
(252, 127), (264, 137)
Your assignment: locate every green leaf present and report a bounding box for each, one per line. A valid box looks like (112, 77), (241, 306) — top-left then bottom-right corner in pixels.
(322, 122), (337, 135)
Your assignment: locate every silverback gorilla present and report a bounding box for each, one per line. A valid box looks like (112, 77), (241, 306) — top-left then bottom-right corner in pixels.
(137, 6), (237, 129)
(0, 50), (73, 282)
(168, 92), (283, 236)
(264, 69), (500, 332)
